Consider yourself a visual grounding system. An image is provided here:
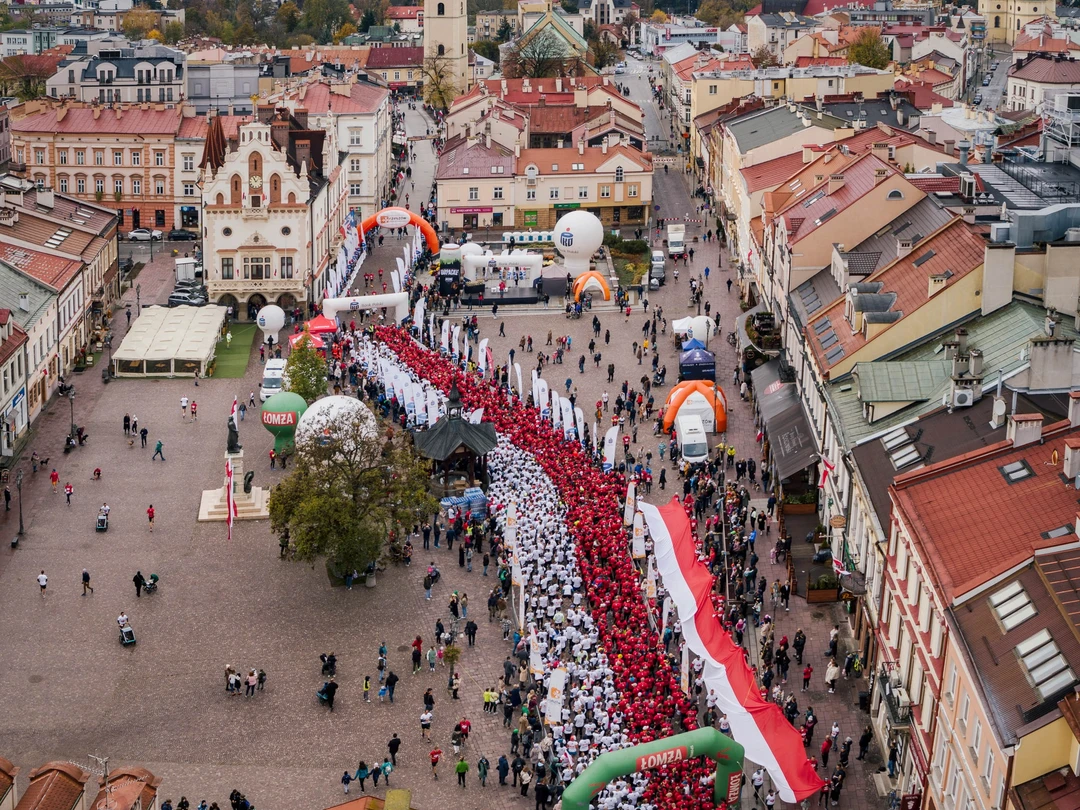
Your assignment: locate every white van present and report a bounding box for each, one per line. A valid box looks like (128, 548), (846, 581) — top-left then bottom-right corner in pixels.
(675, 413), (709, 464)
(650, 250), (666, 284)
(260, 359), (287, 402)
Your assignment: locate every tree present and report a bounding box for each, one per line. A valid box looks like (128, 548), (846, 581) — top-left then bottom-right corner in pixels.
(0, 55), (55, 100)
(649, 9), (668, 22)
(582, 18), (596, 41)
(590, 35), (619, 69)
(284, 330), (329, 404)
(122, 7), (160, 39)
(502, 29), (571, 78)
(147, 27), (165, 41)
(694, 0), (748, 28)
(422, 51), (458, 110)
(560, 0), (578, 11)
(333, 21), (358, 41)
(162, 20), (185, 42)
(276, 1), (300, 31)
(496, 17), (513, 41)
(750, 45), (778, 68)
(847, 27), (890, 69)
(358, 9), (377, 31)
(268, 409), (437, 578)
(472, 38), (501, 64)
(614, 10), (638, 47)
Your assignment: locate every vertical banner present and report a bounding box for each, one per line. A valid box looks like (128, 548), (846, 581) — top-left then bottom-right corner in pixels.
(441, 320), (450, 352)
(537, 379), (550, 419)
(504, 501), (517, 549)
(680, 643), (690, 696)
(426, 388), (441, 425)
(602, 426), (619, 472)
(592, 421), (597, 452)
(479, 338), (489, 375)
(661, 596), (673, 633)
(550, 385), (560, 426)
(624, 480), (637, 526)
(531, 369), (539, 404)
(646, 554), (658, 599)
(451, 324), (461, 358)
(560, 397), (575, 440)
(574, 407), (586, 447)
(428, 311), (436, 349)
(515, 363), (523, 398)
(632, 511), (646, 559)
(529, 628), (545, 677)
(545, 666), (568, 725)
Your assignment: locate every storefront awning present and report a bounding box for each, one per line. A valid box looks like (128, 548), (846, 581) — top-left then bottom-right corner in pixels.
(751, 360), (818, 480)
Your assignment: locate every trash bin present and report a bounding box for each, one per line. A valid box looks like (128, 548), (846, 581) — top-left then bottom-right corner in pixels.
(859, 691), (870, 712)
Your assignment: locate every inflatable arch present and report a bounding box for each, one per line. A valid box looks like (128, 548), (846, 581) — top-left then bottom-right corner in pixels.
(323, 292), (411, 323)
(561, 728), (745, 810)
(663, 380), (728, 433)
(572, 270), (612, 302)
(361, 206), (440, 254)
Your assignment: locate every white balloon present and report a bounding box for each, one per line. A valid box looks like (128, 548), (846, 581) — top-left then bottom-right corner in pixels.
(255, 305), (285, 344)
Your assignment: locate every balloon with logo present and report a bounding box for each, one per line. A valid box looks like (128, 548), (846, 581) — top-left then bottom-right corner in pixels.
(554, 210), (605, 277)
(255, 305), (286, 346)
(261, 391), (308, 455)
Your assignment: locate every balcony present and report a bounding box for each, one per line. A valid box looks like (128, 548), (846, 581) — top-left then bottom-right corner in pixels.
(878, 670), (912, 728)
(240, 204), (269, 221)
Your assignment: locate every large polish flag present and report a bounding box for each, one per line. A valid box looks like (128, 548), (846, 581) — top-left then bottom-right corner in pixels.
(640, 497), (825, 803)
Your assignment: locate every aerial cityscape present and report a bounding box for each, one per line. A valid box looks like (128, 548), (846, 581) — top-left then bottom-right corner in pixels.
(0, 0), (1078, 808)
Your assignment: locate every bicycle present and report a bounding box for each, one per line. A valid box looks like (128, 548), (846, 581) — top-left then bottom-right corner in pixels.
(887, 789), (901, 810)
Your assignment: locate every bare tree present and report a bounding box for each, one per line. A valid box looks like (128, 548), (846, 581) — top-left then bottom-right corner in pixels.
(422, 51), (458, 111)
(590, 36), (620, 70)
(615, 11), (638, 48)
(503, 28), (572, 78)
(0, 55), (55, 101)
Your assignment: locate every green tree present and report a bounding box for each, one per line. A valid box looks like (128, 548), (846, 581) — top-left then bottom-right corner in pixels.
(847, 27), (890, 69)
(284, 330), (328, 404)
(276, 1), (301, 30)
(359, 8), (377, 30)
(582, 18), (596, 41)
(122, 7), (160, 39)
(560, 0), (578, 11)
(162, 20), (185, 42)
(496, 17), (512, 41)
(268, 410), (437, 578)
(472, 38), (501, 63)
(590, 35), (619, 69)
(750, 45), (778, 68)
(334, 21), (358, 41)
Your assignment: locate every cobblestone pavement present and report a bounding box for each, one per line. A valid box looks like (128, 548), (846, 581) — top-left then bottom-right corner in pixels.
(0, 107), (883, 810)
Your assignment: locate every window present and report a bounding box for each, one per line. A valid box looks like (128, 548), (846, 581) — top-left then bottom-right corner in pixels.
(578, 186), (588, 199)
(394, 71), (400, 80)
(155, 179), (164, 195)
(709, 84), (717, 94)
(572, 163), (584, 171)
(58, 176), (68, 193)
(350, 129), (363, 146)
(615, 167), (624, 182)
(600, 185), (611, 198)
(437, 1), (444, 13)
(349, 183), (362, 196)
(34, 149), (44, 165)
(182, 154), (193, 171)
(887, 189), (904, 200)
(155, 152), (165, 166)
(130, 151), (140, 166)
(76, 178), (86, 193)
(551, 164), (559, 171)
(982, 750), (995, 792)
(959, 693), (970, 734)
(970, 721), (982, 763)
(243, 256), (270, 279)
(468, 187), (479, 201)
(114, 179), (123, 194)
(58, 150), (67, 165)
(990, 580), (1036, 630)
(221, 258), (234, 280)
(281, 257), (293, 279)
(549, 188), (560, 199)
(438, 44), (445, 55)
(95, 151), (103, 165)
(76, 150), (84, 165)
(1017, 628), (1078, 699)
(95, 178), (105, 193)
(350, 158), (361, 172)
(183, 183), (195, 197)
(113, 151), (123, 166)
(492, 186), (503, 200)
(132, 178), (141, 195)
(945, 664), (957, 704)
(628, 184), (638, 197)
(526, 189), (536, 200)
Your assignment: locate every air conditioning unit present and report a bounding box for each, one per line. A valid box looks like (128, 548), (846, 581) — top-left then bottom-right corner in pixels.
(893, 687), (911, 709)
(952, 388), (975, 408)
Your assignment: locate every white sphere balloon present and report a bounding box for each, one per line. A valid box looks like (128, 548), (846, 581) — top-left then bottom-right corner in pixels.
(296, 395), (378, 451)
(255, 305), (285, 344)
(554, 210), (605, 275)
(460, 242), (484, 257)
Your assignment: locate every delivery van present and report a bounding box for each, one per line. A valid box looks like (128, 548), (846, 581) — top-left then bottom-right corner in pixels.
(260, 359), (287, 402)
(675, 413), (709, 464)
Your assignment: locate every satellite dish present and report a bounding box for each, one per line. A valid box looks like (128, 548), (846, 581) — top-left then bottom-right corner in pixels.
(992, 399), (1007, 419)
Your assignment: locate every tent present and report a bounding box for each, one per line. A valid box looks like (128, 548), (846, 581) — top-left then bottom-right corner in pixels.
(672, 315), (715, 345)
(679, 348), (716, 381)
(662, 380), (728, 433)
(290, 331), (325, 349)
(572, 271), (612, 302)
(112, 305), (227, 377)
(682, 338), (706, 351)
(305, 314), (339, 335)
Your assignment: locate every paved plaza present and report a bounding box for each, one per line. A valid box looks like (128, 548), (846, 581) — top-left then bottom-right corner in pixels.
(0, 99), (885, 810)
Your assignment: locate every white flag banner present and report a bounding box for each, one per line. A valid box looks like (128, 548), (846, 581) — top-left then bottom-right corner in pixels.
(602, 426), (619, 472)
(413, 297), (426, 332)
(536, 378), (550, 418)
(392, 258), (404, 292)
(468, 407), (484, 424)
(426, 388), (441, 425)
(403, 382), (417, 418)
(451, 324), (461, 357)
(529, 628), (545, 676)
(624, 481), (637, 526)
(646, 553), (658, 598)
(531, 369), (539, 404)
(478, 338), (489, 375)
(560, 397), (575, 440)
(592, 421), (597, 451)
(428, 311), (436, 349)
(515, 363), (523, 396)
(441, 320), (450, 352)
(632, 511), (646, 559)
(550, 385), (560, 426)
(545, 666), (568, 725)
(574, 407), (585, 447)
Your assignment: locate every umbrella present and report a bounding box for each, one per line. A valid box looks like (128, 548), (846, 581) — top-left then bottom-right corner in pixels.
(305, 314), (338, 335)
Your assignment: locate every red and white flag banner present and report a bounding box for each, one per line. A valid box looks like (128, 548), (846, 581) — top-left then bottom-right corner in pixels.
(641, 497), (825, 803)
(225, 459), (237, 541)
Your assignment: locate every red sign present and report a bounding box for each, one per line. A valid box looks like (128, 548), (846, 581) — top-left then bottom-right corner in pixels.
(451, 207), (493, 214)
(635, 746), (687, 771)
(262, 410), (297, 427)
(901, 794), (922, 810)
(725, 772), (742, 806)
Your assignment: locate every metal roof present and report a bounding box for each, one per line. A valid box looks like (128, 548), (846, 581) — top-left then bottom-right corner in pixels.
(727, 105), (847, 153)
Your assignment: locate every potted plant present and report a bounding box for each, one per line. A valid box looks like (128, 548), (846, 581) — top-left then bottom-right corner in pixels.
(783, 491), (818, 515)
(114, 191), (123, 202)
(95, 190), (104, 202)
(806, 572), (841, 603)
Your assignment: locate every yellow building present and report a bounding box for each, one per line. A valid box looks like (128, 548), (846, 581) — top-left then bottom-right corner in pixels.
(978, 0), (1044, 43)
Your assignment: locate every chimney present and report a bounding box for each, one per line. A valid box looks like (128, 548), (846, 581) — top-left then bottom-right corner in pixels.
(802, 146), (814, 163)
(485, 133), (491, 148)
(928, 273), (948, 298)
(1070, 391), (1080, 428)
(514, 142), (520, 158)
(896, 237), (913, 258)
(271, 118), (289, 149)
(828, 173), (845, 194)
(1007, 413), (1044, 448)
(115, 107), (122, 120)
(538, 94), (546, 106)
(874, 167), (888, 185)
(1045, 307), (1060, 337)
(925, 128), (936, 145)
(37, 187), (54, 209)
(93, 107), (101, 120)
(56, 106), (67, 123)
(578, 139), (584, 155)
(294, 139), (311, 172)
(294, 107), (309, 129)
(969, 348), (984, 377)
(958, 139), (970, 167)
(18, 293), (29, 312)
(943, 139), (954, 156)
(872, 142), (889, 161)
(601, 136), (608, 155)
(956, 328), (968, 355)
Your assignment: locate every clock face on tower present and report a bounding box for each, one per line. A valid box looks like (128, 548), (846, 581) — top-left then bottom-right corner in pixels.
(249, 175), (263, 189)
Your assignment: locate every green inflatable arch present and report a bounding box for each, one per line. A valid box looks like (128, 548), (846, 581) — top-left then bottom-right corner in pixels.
(560, 727), (746, 810)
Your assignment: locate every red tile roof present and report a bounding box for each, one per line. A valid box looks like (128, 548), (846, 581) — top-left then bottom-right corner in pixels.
(747, 0), (873, 15)
(0, 755), (18, 804)
(741, 151), (807, 193)
(363, 46), (424, 69)
(1011, 56), (1080, 84)
(17, 762), (90, 810)
(516, 144), (651, 174)
(794, 56), (849, 67)
(386, 5), (422, 18)
(906, 175), (961, 193)
(0, 243), (82, 290)
(1013, 31), (1080, 53)
(88, 767), (161, 810)
(296, 81), (389, 114)
(892, 419), (1080, 602)
(177, 114), (250, 141)
(806, 217), (984, 371)
(894, 79), (955, 109)
(13, 105), (184, 136)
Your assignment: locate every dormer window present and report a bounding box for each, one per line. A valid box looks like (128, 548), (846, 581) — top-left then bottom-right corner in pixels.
(615, 167), (624, 182)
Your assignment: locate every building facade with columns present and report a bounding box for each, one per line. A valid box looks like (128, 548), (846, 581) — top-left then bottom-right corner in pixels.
(199, 107), (348, 320)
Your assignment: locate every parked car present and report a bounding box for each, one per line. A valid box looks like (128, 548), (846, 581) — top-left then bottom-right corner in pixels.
(974, 93), (983, 105)
(614, 66), (626, 74)
(127, 228), (162, 241)
(173, 286), (207, 300)
(167, 292), (207, 307)
(982, 76), (991, 86)
(168, 229), (198, 241)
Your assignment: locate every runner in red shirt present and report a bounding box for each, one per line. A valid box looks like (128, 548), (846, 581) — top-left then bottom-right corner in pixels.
(147, 504), (155, 533)
(429, 748), (442, 780)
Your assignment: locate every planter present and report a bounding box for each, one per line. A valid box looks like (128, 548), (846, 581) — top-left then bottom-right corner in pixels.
(806, 586), (841, 603)
(783, 502), (817, 515)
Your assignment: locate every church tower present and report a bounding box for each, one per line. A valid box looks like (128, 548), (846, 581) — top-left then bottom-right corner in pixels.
(423, 0), (470, 106)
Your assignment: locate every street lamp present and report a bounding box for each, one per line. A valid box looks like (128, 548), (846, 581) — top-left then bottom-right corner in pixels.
(136, 283), (141, 315)
(67, 388), (76, 443)
(15, 468), (23, 537)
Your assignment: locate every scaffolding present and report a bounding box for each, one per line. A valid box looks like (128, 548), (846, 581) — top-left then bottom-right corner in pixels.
(1044, 92), (1080, 163)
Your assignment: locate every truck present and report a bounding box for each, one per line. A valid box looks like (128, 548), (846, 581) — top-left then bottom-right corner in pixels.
(674, 413), (709, 464)
(667, 223), (686, 258)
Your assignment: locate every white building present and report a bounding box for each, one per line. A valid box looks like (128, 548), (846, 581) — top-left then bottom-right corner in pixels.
(47, 40), (186, 105)
(1006, 55), (1080, 112)
(200, 108), (348, 320)
(640, 19), (722, 56)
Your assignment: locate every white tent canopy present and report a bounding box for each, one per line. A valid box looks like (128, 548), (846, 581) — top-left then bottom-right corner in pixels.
(112, 305), (227, 376)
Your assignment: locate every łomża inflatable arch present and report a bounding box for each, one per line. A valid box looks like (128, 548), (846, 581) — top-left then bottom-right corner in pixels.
(572, 270), (612, 302)
(361, 206), (441, 254)
(662, 380), (728, 433)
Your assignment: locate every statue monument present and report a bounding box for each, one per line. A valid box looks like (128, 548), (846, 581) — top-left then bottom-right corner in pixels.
(199, 411), (267, 522)
(227, 414), (242, 453)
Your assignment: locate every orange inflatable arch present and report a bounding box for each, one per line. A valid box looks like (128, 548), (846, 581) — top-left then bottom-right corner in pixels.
(361, 206), (441, 254)
(662, 380), (728, 433)
(572, 270), (612, 302)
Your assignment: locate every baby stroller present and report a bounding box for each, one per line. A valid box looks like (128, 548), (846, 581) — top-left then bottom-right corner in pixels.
(119, 625), (136, 645)
(96, 512), (109, 532)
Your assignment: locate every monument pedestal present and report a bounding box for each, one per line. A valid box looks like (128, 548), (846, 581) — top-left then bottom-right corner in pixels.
(198, 450), (270, 521)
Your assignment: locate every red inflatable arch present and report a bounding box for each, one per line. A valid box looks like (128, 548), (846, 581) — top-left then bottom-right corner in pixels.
(361, 207), (441, 254)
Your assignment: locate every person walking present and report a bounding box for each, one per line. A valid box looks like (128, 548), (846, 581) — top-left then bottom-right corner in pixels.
(82, 568), (93, 595)
(152, 440), (165, 461)
(429, 747), (442, 780)
(340, 772), (352, 795)
(64, 482), (73, 505)
(802, 663), (814, 691)
(133, 570), (146, 598)
(825, 658), (840, 694)
(37, 569), (48, 597)
(820, 737), (832, 768)
(455, 756), (469, 787)
(477, 755), (489, 787)
(147, 504), (155, 533)
(50, 468), (59, 493)
(381, 758), (393, 786)
(140, 427), (149, 448)
(857, 725), (873, 761)
(497, 755), (510, 785)
(388, 733), (401, 766)
(420, 710), (433, 738)
(353, 763), (369, 793)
